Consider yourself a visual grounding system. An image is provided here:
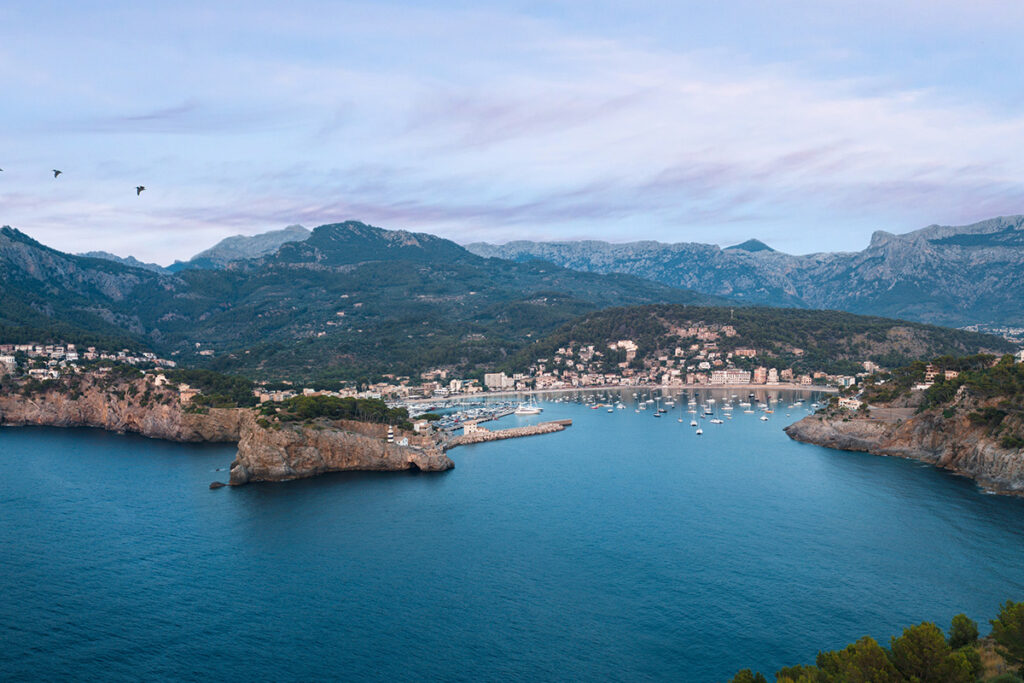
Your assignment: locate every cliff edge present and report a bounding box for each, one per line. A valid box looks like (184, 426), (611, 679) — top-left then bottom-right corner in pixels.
(230, 419), (453, 485)
(0, 385), (244, 442)
(785, 408), (1024, 495)
(0, 375), (453, 485)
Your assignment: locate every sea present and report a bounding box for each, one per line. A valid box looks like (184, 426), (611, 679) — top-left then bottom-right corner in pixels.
(2, 388), (1023, 682)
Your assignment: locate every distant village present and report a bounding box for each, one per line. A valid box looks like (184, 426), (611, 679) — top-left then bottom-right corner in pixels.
(4, 324), (1022, 408)
(0, 343), (178, 380)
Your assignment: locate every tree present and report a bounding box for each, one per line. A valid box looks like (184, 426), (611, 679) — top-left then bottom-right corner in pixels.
(889, 622), (972, 683)
(728, 670), (767, 683)
(816, 636), (902, 683)
(991, 600), (1024, 665)
(948, 613), (979, 649)
(776, 664), (825, 682)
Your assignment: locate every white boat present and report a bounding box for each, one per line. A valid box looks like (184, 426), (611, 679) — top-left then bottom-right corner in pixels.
(760, 415), (769, 421)
(690, 420), (698, 426)
(710, 418), (724, 424)
(514, 404), (543, 416)
(695, 428), (703, 435)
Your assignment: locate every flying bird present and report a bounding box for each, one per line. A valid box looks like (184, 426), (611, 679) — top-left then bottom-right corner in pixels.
(52, 169), (62, 178)
(136, 186), (145, 196)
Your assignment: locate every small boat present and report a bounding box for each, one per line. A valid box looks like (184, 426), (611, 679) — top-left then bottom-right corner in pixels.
(653, 413), (662, 418)
(710, 418), (724, 424)
(760, 415), (769, 421)
(690, 420), (698, 426)
(695, 428), (703, 435)
(607, 408), (614, 413)
(677, 417), (684, 423)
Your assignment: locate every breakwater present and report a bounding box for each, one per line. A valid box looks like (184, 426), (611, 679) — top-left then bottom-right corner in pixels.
(447, 420), (571, 448)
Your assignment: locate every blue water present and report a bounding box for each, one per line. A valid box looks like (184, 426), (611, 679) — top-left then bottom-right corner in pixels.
(2, 389), (1024, 682)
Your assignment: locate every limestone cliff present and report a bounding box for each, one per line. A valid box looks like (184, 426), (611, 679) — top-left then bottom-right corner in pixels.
(230, 420), (452, 485)
(0, 385), (244, 442)
(0, 378), (452, 486)
(785, 407), (1024, 495)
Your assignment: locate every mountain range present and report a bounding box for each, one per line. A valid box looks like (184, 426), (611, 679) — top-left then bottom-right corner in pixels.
(467, 215), (1024, 328)
(1, 221), (721, 380)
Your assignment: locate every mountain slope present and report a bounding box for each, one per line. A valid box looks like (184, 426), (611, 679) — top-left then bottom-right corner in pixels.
(467, 215), (1024, 327)
(0, 222), (726, 379)
(506, 305), (1014, 377)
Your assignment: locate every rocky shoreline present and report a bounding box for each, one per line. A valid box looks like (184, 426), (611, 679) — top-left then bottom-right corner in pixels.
(0, 384), (452, 486)
(785, 408), (1024, 496)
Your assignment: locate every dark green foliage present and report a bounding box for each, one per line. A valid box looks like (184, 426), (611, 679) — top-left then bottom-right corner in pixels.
(728, 670), (768, 683)
(732, 603), (1024, 683)
(1001, 434), (1024, 449)
(991, 600), (1024, 665)
(165, 369), (256, 408)
(776, 664), (826, 682)
(968, 407), (1009, 428)
(948, 614), (979, 650)
(507, 305), (1008, 377)
(816, 636), (903, 682)
(989, 674), (1024, 683)
(953, 645), (982, 680)
(275, 395), (410, 427)
(889, 622), (973, 682)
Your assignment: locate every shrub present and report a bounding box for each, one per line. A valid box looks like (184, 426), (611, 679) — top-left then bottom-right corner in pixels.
(991, 600), (1024, 665)
(948, 613), (979, 649)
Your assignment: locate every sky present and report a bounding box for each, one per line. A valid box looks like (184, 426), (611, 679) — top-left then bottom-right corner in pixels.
(3, 1), (1024, 263)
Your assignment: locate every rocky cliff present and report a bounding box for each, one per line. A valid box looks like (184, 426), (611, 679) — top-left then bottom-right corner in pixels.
(0, 379), (453, 485)
(0, 386), (244, 442)
(229, 420), (453, 485)
(785, 408), (1024, 495)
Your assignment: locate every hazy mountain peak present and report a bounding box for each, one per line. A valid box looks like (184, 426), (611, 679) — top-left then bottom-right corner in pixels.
(724, 239), (775, 253)
(191, 224), (310, 262)
(78, 251), (166, 273)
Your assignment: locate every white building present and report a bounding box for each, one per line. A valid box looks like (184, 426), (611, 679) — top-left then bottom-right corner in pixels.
(484, 372), (514, 390)
(709, 368), (752, 384)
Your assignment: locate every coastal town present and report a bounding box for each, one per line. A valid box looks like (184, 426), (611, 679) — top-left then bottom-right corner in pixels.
(5, 323), (1023, 409)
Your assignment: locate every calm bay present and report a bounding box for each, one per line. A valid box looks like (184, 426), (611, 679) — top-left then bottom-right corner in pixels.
(2, 389), (1023, 681)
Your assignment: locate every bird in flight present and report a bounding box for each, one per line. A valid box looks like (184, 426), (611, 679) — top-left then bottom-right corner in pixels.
(53, 169), (62, 178)
(136, 186), (146, 195)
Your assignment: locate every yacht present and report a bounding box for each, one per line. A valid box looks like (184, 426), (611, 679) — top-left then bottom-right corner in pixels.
(695, 428), (703, 435)
(514, 403), (543, 416)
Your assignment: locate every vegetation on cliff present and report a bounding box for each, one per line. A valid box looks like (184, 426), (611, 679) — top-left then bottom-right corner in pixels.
(257, 395), (411, 429)
(859, 355), (1024, 449)
(728, 601), (1024, 682)
(164, 369), (257, 408)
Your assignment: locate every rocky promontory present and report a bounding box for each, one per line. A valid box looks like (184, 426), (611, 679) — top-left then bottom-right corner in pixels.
(0, 383), (245, 442)
(230, 419), (452, 485)
(0, 373), (452, 486)
(785, 406), (1024, 495)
